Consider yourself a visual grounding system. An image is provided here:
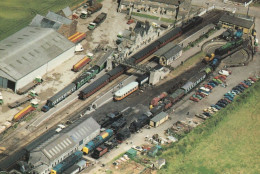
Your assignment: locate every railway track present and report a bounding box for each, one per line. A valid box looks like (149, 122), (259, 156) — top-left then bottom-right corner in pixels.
(0, 10), (224, 170)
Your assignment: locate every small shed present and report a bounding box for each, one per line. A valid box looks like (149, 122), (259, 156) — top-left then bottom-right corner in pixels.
(150, 112), (169, 127)
(126, 148), (137, 159)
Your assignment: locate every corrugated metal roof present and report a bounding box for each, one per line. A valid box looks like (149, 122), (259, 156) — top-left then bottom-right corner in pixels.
(46, 11), (72, 25)
(162, 45), (182, 60)
(219, 14), (254, 29)
(62, 7), (72, 17)
(151, 112), (168, 122)
(30, 14), (62, 30)
(29, 117), (100, 166)
(0, 26), (74, 81)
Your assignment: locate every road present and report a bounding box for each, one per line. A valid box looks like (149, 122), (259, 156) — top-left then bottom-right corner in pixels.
(191, 0), (260, 18)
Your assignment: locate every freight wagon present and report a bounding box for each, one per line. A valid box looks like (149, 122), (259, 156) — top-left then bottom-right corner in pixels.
(82, 129), (113, 154)
(13, 102), (38, 122)
(42, 83), (77, 112)
(51, 151), (83, 174)
(72, 56), (92, 72)
(17, 77), (42, 95)
(68, 32), (86, 43)
(91, 145), (108, 159)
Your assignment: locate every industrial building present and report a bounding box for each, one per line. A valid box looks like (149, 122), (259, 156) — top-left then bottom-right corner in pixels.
(154, 43), (182, 66)
(218, 13), (254, 34)
(0, 26), (75, 92)
(150, 112), (168, 127)
(28, 117), (100, 174)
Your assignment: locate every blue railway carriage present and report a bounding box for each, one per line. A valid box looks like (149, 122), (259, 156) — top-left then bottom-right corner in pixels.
(42, 83), (77, 112)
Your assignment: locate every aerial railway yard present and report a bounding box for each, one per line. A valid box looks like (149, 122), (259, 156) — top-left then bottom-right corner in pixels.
(0, 0), (259, 173)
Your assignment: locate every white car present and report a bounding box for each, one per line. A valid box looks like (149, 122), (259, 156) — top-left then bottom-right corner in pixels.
(219, 70), (231, 76)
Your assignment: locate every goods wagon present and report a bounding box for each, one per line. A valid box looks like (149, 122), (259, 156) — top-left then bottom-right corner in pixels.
(168, 89), (185, 104)
(79, 74), (110, 100)
(82, 129), (113, 154)
(42, 83), (76, 112)
(73, 65), (100, 90)
(51, 151), (83, 174)
(91, 145), (108, 159)
(72, 56), (92, 72)
(150, 92), (168, 106)
(68, 32), (86, 43)
(13, 105), (36, 122)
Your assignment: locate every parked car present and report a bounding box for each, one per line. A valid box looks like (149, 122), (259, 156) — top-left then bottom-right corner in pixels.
(211, 104), (221, 110)
(127, 19), (135, 24)
(249, 77), (257, 82)
(247, 79), (254, 84)
(219, 70), (231, 76)
(219, 99), (228, 105)
(203, 112), (212, 117)
(244, 80), (251, 86)
(223, 98), (232, 103)
(225, 96), (233, 102)
(209, 80), (218, 86)
(204, 84), (213, 90)
(198, 90), (209, 95)
(195, 94), (203, 100)
(240, 82), (249, 88)
(216, 102), (226, 108)
(190, 96), (199, 102)
(196, 92), (206, 98)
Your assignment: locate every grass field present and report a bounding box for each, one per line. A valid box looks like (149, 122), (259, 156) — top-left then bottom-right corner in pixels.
(0, 0), (85, 41)
(158, 80), (260, 174)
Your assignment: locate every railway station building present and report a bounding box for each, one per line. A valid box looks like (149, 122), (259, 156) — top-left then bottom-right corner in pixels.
(0, 26), (75, 93)
(218, 13), (254, 34)
(28, 117), (100, 174)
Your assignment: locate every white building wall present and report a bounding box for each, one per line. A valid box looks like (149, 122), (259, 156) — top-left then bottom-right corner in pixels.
(15, 46), (75, 92)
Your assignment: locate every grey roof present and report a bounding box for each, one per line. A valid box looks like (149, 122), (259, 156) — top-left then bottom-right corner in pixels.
(151, 112), (168, 122)
(30, 14), (62, 30)
(149, 0), (183, 5)
(155, 43), (182, 59)
(96, 49), (114, 67)
(29, 117), (100, 165)
(181, 81), (193, 91)
(46, 11), (72, 25)
(62, 7), (72, 17)
(219, 14), (254, 29)
(0, 26), (75, 81)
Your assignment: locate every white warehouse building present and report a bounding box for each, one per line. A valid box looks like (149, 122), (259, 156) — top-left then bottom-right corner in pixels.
(0, 26), (75, 92)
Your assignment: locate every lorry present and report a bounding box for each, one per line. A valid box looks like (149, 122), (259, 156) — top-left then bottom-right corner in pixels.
(88, 12), (107, 30)
(17, 77), (42, 95)
(8, 90), (37, 108)
(87, 3), (102, 14)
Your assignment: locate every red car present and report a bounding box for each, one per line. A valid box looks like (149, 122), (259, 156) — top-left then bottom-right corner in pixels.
(196, 92), (206, 98)
(249, 77), (257, 82)
(127, 19), (134, 24)
(223, 98), (231, 103)
(190, 96), (199, 102)
(204, 84), (213, 90)
(240, 82), (249, 88)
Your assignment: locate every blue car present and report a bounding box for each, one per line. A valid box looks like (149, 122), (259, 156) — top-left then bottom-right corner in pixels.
(211, 104), (221, 110)
(224, 93), (234, 98)
(225, 96), (233, 101)
(208, 82), (216, 87)
(244, 80), (252, 86)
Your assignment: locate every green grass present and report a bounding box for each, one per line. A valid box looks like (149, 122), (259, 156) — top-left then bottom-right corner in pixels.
(160, 17), (174, 23)
(0, 0), (85, 41)
(131, 12), (159, 20)
(158, 81), (260, 174)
